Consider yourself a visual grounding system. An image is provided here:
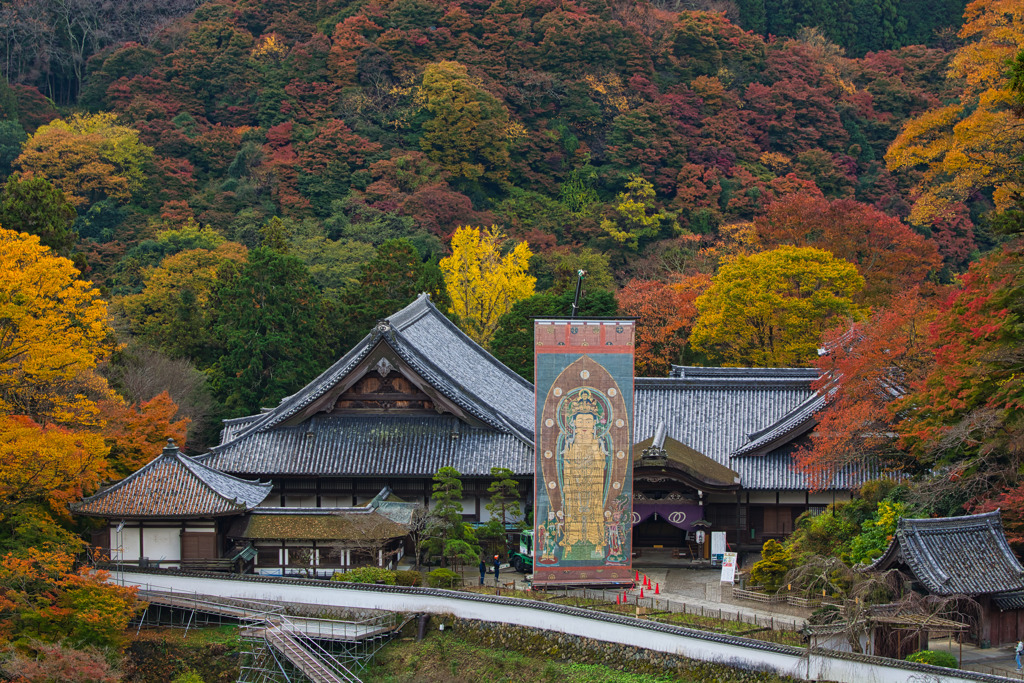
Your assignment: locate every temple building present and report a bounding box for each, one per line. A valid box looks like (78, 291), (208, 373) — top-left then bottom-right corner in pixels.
(865, 510), (1024, 647)
(77, 293), (856, 573)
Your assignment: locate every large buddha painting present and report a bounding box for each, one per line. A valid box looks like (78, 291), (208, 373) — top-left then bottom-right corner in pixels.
(534, 320), (634, 586)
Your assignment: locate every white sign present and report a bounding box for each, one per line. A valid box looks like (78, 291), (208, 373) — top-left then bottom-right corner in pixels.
(720, 552), (738, 584)
(711, 531), (726, 558)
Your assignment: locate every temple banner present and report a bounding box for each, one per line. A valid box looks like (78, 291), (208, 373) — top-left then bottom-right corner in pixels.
(533, 319), (635, 586)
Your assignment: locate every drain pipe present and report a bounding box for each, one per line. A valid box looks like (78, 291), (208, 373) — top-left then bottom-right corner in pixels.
(416, 613), (430, 641)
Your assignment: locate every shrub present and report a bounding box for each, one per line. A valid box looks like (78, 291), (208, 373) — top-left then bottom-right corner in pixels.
(331, 566), (396, 585)
(427, 568), (460, 589)
(395, 570), (422, 587)
(906, 650), (958, 668)
(749, 539), (791, 592)
(1, 642), (118, 682)
(171, 672), (206, 683)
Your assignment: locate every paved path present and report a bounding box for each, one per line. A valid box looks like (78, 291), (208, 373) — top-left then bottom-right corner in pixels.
(466, 566), (809, 630)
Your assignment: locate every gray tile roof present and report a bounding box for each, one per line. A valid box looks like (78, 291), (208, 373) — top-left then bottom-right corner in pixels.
(865, 511), (1024, 596)
(203, 413), (533, 476)
(74, 439), (272, 519)
(635, 368), (867, 490)
(199, 299), (868, 490)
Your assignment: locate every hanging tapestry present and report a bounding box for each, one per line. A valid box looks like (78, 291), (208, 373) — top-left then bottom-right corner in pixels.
(533, 319), (634, 586)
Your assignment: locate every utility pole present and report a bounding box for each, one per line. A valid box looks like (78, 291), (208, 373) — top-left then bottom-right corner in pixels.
(569, 269), (586, 318)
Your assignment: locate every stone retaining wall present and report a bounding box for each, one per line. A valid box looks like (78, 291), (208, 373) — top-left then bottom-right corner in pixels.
(448, 616), (803, 682)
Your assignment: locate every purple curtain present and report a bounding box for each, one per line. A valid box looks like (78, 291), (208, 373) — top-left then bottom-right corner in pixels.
(631, 504), (703, 530)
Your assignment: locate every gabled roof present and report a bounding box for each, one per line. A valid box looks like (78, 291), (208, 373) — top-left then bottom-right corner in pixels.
(205, 294), (534, 463)
(74, 439), (271, 519)
(865, 511), (1024, 596)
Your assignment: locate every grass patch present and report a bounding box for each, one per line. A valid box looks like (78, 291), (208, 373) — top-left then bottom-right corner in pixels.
(362, 633), (685, 683)
(133, 624), (243, 646)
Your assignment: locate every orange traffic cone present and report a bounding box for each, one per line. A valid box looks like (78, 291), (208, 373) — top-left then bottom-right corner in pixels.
(616, 594), (621, 605)
(623, 590), (628, 602)
(635, 570), (640, 581)
(655, 583), (660, 595)
(640, 587), (645, 598)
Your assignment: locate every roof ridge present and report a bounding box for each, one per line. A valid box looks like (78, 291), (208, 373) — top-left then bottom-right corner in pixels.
(178, 452), (272, 508)
(394, 293), (535, 393)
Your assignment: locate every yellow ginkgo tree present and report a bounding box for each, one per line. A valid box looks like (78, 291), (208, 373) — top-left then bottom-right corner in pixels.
(0, 229), (117, 426)
(440, 226), (535, 347)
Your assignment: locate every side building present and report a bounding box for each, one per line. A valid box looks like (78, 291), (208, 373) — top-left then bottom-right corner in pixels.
(78, 294), (859, 574)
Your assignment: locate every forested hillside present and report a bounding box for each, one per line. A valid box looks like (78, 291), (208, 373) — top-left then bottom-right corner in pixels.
(0, 0), (1023, 671)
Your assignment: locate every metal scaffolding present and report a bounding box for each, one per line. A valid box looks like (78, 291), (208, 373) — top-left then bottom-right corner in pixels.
(133, 587), (402, 683)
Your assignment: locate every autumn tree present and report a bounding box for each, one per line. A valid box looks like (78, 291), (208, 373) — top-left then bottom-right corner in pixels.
(117, 242), (248, 363)
(601, 175), (680, 251)
(14, 112), (154, 208)
(0, 229), (116, 425)
(757, 194), (941, 306)
(897, 242), (1024, 512)
(440, 226), (535, 347)
(795, 291), (937, 490)
(885, 0), (1024, 224)
(618, 276), (709, 376)
(0, 416), (108, 520)
(417, 61), (511, 185)
(691, 246), (864, 367)
(0, 175), (77, 254)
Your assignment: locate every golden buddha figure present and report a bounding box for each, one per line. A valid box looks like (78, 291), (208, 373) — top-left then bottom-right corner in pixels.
(559, 389), (609, 557)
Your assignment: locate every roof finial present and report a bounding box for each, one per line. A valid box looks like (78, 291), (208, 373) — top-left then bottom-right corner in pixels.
(163, 438), (179, 455)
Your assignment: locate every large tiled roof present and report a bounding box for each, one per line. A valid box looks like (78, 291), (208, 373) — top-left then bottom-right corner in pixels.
(74, 440), (271, 519)
(201, 299), (865, 490)
(634, 367), (865, 490)
(204, 413), (532, 476)
(865, 511), (1024, 596)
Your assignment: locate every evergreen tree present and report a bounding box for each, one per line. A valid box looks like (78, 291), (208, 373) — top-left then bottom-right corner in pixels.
(0, 175), (77, 255)
(484, 467), (522, 559)
(490, 289), (618, 379)
(208, 247), (337, 416)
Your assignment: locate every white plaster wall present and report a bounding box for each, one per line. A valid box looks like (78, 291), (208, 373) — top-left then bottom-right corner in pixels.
(779, 492), (806, 504)
(144, 528), (181, 563)
(320, 495), (349, 507)
(116, 572), (991, 683)
(287, 495), (317, 507)
(113, 527), (141, 562)
(747, 492), (776, 504)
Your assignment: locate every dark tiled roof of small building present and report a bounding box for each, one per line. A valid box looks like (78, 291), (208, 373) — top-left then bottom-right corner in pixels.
(73, 440), (271, 519)
(228, 507), (408, 541)
(865, 511), (1024, 596)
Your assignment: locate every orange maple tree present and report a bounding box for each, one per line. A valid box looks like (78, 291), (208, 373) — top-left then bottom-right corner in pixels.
(618, 275), (709, 376)
(794, 290), (937, 490)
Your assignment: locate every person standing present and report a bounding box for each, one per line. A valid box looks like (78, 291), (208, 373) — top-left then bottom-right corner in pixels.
(478, 558), (486, 586)
(493, 555), (501, 584)
(1015, 640), (1022, 670)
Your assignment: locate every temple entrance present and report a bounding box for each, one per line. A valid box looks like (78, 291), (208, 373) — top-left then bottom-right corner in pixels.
(633, 517), (687, 547)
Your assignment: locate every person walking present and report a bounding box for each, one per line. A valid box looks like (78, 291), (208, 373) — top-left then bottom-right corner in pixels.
(478, 558), (486, 586)
(493, 555), (501, 585)
(1015, 640), (1022, 670)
